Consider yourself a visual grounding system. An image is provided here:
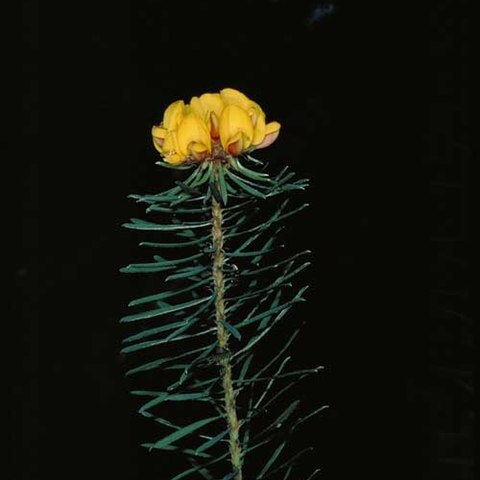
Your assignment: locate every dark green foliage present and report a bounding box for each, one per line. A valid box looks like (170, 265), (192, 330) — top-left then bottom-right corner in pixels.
(121, 155), (326, 478)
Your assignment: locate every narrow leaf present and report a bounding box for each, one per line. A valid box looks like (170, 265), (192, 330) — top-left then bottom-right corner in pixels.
(258, 441), (287, 478)
(222, 320), (242, 340)
(195, 429), (229, 454)
(217, 164), (228, 206)
(123, 219), (212, 231)
(128, 278), (211, 307)
(126, 345), (212, 376)
(166, 265), (209, 281)
(121, 296), (211, 323)
(225, 169), (266, 199)
(147, 416), (221, 450)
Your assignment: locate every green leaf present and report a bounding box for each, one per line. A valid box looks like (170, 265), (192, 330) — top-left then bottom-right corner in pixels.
(225, 169), (266, 199)
(128, 278), (211, 307)
(126, 345), (213, 376)
(244, 153), (264, 166)
(190, 162), (213, 188)
(123, 297), (213, 343)
(159, 446), (212, 459)
(154, 416), (182, 429)
(209, 176), (223, 204)
(304, 469), (321, 480)
(232, 323), (272, 358)
(264, 448), (314, 479)
(276, 203), (309, 223)
(223, 202), (288, 240)
(170, 191), (206, 207)
(222, 320), (242, 340)
(283, 466), (294, 480)
(166, 265), (209, 281)
(251, 230), (281, 265)
(119, 263), (173, 274)
(122, 326), (215, 354)
(274, 262), (311, 286)
(240, 251), (311, 277)
(165, 298), (214, 341)
(273, 172), (296, 188)
(226, 263), (295, 304)
(136, 391), (210, 414)
(152, 252), (204, 266)
(146, 204), (210, 214)
(292, 405), (329, 431)
(123, 218), (212, 231)
(120, 296), (211, 323)
(257, 377), (303, 418)
(226, 247), (276, 258)
(258, 289), (283, 330)
(236, 366), (323, 386)
(241, 394), (255, 451)
(228, 289), (279, 327)
(139, 236), (210, 248)
(238, 354), (254, 382)
(258, 441), (287, 478)
(121, 252), (205, 273)
(235, 292), (303, 329)
(217, 164), (229, 206)
(231, 158), (271, 182)
(222, 208), (253, 227)
(176, 180), (202, 196)
(262, 400), (301, 436)
(175, 228), (196, 238)
(254, 356), (291, 409)
(253, 329), (300, 380)
(145, 416), (221, 450)
(195, 429), (229, 454)
(166, 344), (218, 390)
(122, 319), (186, 342)
(155, 160), (192, 171)
(230, 230), (264, 254)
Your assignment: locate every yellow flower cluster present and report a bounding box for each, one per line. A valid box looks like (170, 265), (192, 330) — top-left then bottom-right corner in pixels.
(151, 88), (281, 165)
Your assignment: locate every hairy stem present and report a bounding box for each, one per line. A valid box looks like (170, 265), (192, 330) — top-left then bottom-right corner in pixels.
(212, 195), (244, 480)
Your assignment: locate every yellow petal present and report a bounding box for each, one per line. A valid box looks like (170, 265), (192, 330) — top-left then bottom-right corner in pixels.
(202, 93), (225, 118)
(220, 88), (252, 111)
(190, 94), (222, 119)
(219, 104), (254, 155)
(248, 101), (265, 119)
(152, 125), (168, 139)
(190, 93), (225, 138)
(176, 113), (212, 158)
(163, 100), (186, 131)
(254, 121), (281, 150)
(164, 153), (186, 165)
(162, 131), (186, 164)
(189, 96), (204, 119)
(265, 121), (281, 135)
(152, 137), (163, 153)
(151, 125), (167, 152)
(251, 111), (266, 146)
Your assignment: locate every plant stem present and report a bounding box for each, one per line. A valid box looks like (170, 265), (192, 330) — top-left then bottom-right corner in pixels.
(212, 195), (244, 480)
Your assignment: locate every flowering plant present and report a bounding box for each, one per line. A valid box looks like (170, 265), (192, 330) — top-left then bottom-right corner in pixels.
(121, 88), (325, 479)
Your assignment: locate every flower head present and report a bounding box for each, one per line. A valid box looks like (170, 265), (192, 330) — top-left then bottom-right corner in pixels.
(152, 88), (281, 165)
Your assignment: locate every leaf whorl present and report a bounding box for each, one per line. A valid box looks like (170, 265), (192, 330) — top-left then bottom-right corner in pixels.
(121, 155), (325, 479)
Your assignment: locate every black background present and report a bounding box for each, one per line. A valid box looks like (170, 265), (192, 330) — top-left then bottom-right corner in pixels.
(15, 1), (472, 479)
